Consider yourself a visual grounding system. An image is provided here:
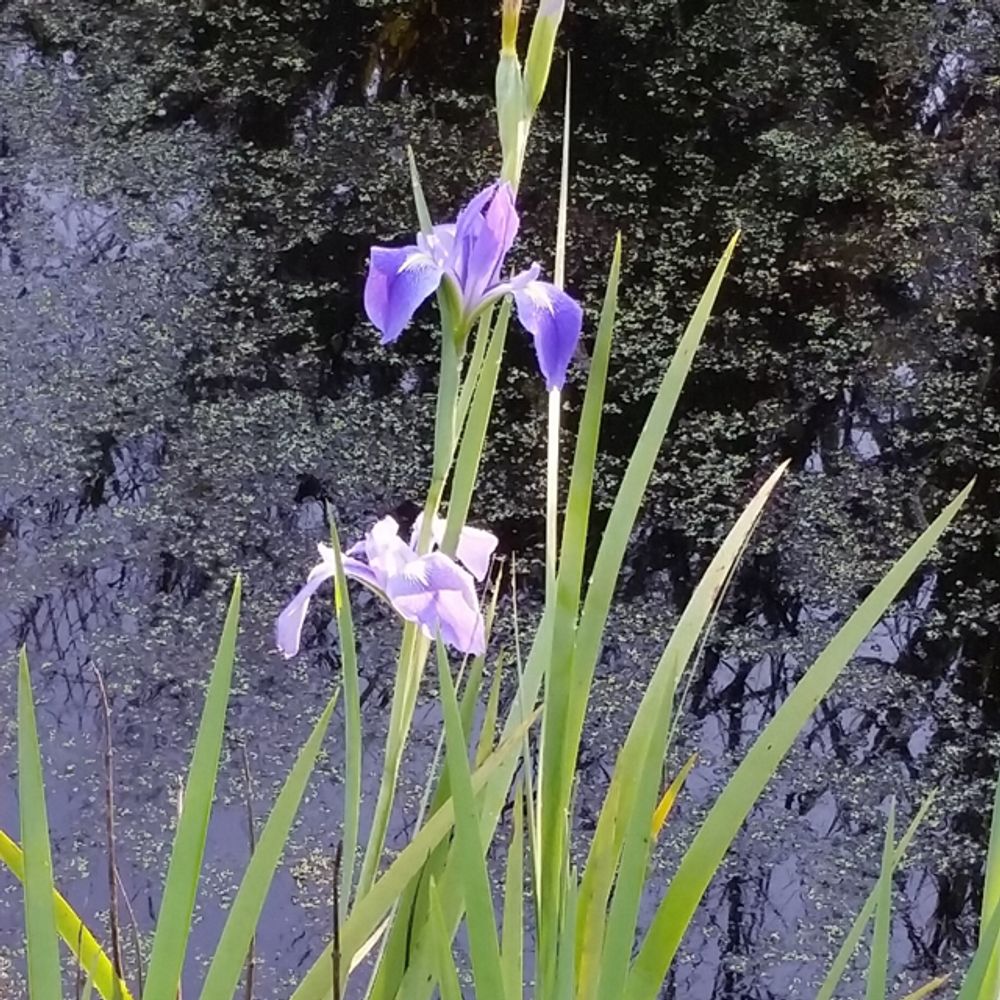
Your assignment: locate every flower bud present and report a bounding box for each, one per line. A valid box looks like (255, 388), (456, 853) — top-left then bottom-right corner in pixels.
(523, 0), (564, 113)
(495, 48), (525, 185)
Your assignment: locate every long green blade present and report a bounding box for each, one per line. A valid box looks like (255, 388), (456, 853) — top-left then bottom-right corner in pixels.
(355, 623), (426, 899)
(627, 482), (972, 999)
(17, 648), (63, 1000)
(538, 234), (622, 988)
(436, 642), (506, 999)
(542, 236), (739, 958)
(816, 793), (934, 1000)
(865, 800), (895, 1000)
(981, 768), (1000, 999)
(555, 869), (578, 1000)
(197, 692), (337, 1000)
(144, 577), (242, 1000)
(363, 595), (498, 1000)
(329, 522), (361, 908)
(573, 233), (740, 703)
(558, 233), (621, 600)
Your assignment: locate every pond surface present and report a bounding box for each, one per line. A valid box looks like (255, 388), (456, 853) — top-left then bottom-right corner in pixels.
(1, 1), (1000, 997)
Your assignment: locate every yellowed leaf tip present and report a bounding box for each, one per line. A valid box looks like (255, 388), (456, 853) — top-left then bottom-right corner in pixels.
(651, 752), (698, 839)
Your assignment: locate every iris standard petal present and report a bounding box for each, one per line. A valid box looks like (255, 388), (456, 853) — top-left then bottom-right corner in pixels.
(409, 513), (498, 581)
(462, 183), (520, 305)
(513, 279), (584, 391)
(364, 245), (443, 344)
(450, 184), (499, 292)
(386, 553), (486, 655)
(453, 184), (499, 248)
(408, 511), (438, 551)
(455, 525), (498, 581)
(418, 224), (456, 261)
(361, 516), (414, 585)
(275, 552), (337, 658)
(340, 554), (382, 591)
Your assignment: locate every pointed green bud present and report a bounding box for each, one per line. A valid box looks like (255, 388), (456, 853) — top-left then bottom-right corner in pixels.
(496, 48), (525, 186)
(523, 0), (564, 113)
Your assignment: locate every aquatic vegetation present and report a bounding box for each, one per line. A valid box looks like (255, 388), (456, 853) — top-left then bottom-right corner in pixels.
(5, 2), (1000, 1000)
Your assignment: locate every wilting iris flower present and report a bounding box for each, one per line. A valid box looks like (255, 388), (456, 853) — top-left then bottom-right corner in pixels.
(276, 515), (498, 658)
(364, 182), (583, 391)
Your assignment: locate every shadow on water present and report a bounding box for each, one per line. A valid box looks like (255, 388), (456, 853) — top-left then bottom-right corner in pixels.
(1, 0), (1000, 996)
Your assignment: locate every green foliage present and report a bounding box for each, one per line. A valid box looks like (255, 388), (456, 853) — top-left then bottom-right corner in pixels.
(144, 579), (243, 1000)
(8, 581), (340, 1000)
(17, 649), (62, 1000)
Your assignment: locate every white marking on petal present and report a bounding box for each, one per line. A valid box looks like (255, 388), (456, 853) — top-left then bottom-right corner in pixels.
(524, 282), (556, 314)
(398, 250), (434, 273)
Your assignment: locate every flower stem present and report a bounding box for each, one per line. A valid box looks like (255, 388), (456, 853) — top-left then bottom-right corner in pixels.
(419, 311), (463, 552)
(545, 387), (560, 600)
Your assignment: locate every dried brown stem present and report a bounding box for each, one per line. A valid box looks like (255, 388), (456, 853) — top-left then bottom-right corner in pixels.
(332, 840), (343, 1000)
(115, 866), (144, 998)
(75, 923), (85, 1000)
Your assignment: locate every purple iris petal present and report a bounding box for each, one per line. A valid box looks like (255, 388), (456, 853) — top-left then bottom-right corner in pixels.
(276, 544), (383, 658)
(452, 184), (501, 258)
(361, 516), (413, 584)
(278, 517), (491, 658)
(362, 179), (584, 387)
(410, 514), (499, 582)
(512, 280), (584, 391)
(462, 184), (520, 306)
(364, 245), (443, 344)
(455, 525), (499, 581)
(276, 548), (336, 658)
(385, 553), (486, 655)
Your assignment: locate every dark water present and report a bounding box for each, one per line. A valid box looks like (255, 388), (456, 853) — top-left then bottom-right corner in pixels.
(1, 1), (1000, 997)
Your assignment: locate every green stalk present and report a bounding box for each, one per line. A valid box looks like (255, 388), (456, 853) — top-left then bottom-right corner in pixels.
(419, 325), (462, 552)
(536, 63), (573, 992)
(865, 800), (896, 1000)
(17, 648), (63, 1000)
(329, 522), (361, 909)
(357, 148), (464, 894)
(545, 388), (561, 599)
